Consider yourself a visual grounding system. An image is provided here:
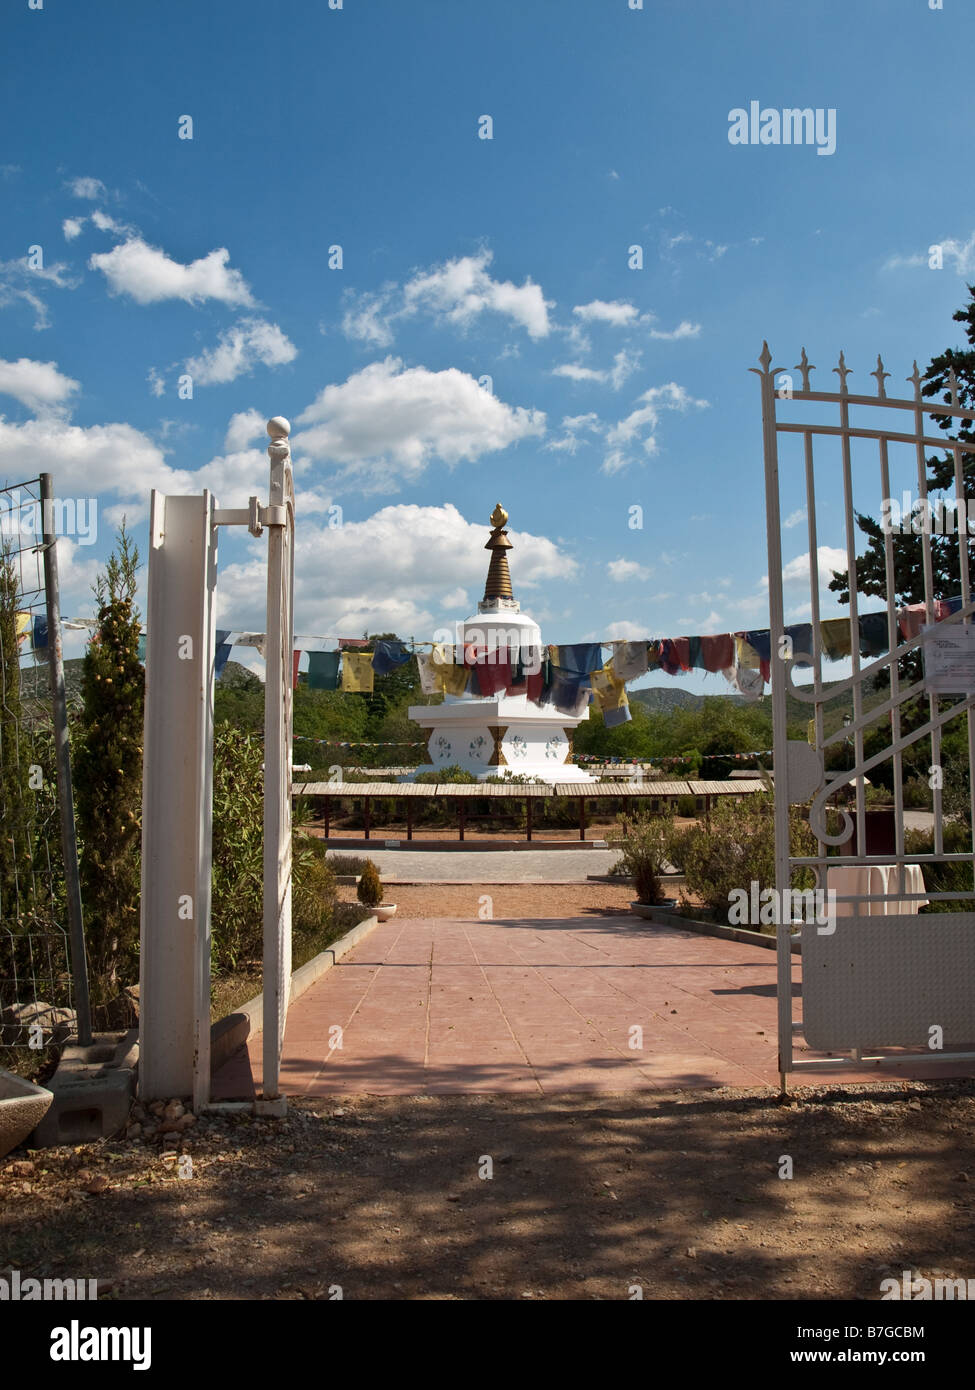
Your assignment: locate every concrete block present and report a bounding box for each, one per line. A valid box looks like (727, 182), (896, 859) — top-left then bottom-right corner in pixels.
(31, 1030), (139, 1148)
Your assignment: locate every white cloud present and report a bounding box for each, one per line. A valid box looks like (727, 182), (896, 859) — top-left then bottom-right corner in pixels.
(340, 250), (553, 346)
(0, 358), (79, 414)
(0, 417), (192, 524)
(0, 256), (78, 330)
(340, 289), (397, 348)
(884, 232), (975, 276)
(224, 408), (267, 452)
(648, 319), (700, 340)
(147, 368), (165, 398)
(552, 349), (639, 391)
(609, 348), (641, 391)
(441, 587), (469, 611)
(603, 382), (709, 473)
(295, 357), (545, 490)
(607, 558), (652, 582)
(403, 249), (552, 339)
(216, 503), (576, 636)
(89, 236), (255, 306)
(784, 508), (807, 529)
(185, 318), (297, 386)
(545, 412), (602, 454)
(572, 299), (640, 327)
(63, 217), (86, 241)
(551, 363), (606, 383)
(90, 208), (137, 238)
(66, 176), (107, 200)
(780, 546), (849, 588)
(603, 619), (646, 640)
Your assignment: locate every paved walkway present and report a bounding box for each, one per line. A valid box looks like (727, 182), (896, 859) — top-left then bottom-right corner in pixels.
(330, 848), (622, 883)
(212, 915), (974, 1099)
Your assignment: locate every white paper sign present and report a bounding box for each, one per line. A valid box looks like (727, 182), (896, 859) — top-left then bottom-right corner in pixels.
(924, 623), (975, 694)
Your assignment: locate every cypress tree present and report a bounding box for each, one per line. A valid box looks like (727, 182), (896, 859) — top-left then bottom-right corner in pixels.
(73, 524), (145, 1021)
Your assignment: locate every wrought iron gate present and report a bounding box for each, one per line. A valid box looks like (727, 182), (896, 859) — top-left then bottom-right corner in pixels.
(756, 343), (975, 1086)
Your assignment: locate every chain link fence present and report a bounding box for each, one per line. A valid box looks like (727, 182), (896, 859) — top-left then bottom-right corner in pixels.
(0, 475), (89, 1055)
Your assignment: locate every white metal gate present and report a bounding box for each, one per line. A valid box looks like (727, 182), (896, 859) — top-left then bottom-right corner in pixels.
(140, 417), (294, 1108)
(756, 343), (975, 1086)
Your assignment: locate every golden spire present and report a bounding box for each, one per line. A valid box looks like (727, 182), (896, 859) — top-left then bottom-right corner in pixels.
(483, 500), (514, 601)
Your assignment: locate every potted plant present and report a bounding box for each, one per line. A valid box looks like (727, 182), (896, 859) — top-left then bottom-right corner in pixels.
(610, 812), (676, 917)
(357, 859), (395, 920)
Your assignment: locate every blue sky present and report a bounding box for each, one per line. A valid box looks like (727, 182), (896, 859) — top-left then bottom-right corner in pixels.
(1, 0), (972, 689)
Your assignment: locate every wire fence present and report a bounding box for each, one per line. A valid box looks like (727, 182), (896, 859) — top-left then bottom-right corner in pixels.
(0, 475), (88, 1049)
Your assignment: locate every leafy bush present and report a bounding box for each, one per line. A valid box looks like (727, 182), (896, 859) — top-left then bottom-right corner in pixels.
(905, 821), (973, 911)
(413, 764), (477, 784)
(210, 724), (266, 973)
(210, 723), (338, 975)
(357, 859), (383, 907)
(669, 793), (816, 927)
(676, 795), (698, 818)
(610, 812), (673, 904)
(902, 777), (933, 810)
(328, 854), (372, 876)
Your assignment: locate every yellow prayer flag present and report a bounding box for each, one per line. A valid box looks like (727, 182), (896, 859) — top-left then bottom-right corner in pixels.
(341, 651), (375, 693)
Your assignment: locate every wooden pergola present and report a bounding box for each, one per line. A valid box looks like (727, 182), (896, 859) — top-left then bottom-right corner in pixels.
(293, 778), (767, 843)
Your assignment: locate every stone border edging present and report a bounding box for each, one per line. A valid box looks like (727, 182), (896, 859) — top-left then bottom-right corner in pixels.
(210, 913), (381, 1073)
(632, 903), (802, 954)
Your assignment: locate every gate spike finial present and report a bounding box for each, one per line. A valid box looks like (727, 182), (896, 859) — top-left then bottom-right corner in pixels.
(908, 361), (923, 397)
(948, 366), (960, 403)
(871, 355), (890, 399)
(795, 347), (815, 392)
(832, 351), (851, 394)
(749, 341), (776, 378)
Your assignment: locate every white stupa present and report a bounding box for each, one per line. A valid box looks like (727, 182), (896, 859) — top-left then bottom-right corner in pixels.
(407, 503), (595, 783)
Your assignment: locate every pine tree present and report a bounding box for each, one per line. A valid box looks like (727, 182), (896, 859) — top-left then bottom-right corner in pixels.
(829, 284), (975, 607)
(73, 525), (145, 1020)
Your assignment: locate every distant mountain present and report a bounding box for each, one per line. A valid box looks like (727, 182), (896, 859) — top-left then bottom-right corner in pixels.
(629, 686), (712, 713)
(631, 673), (889, 737)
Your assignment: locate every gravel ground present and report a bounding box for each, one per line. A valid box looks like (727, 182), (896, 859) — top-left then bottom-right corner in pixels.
(347, 881), (641, 918)
(4, 1080), (975, 1301)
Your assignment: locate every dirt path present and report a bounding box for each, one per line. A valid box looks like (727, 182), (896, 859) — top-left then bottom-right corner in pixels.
(4, 1081), (975, 1301)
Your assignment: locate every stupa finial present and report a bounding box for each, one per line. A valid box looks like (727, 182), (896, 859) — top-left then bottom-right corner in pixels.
(483, 501), (514, 602)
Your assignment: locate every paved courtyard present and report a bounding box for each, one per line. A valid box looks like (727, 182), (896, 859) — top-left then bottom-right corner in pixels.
(212, 914), (972, 1099)
(329, 848), (622, 882)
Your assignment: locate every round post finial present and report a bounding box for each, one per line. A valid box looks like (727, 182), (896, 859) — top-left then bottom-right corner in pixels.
(267, 416), (291, 440)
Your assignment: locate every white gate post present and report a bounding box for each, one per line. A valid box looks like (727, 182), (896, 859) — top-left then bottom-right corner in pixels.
(139, 492), (218, 1104)
(262, 418), (295, 1103)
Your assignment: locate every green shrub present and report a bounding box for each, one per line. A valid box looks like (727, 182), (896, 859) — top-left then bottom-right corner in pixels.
(901, 778), (933, 810)
(676, 795), (698, 818)
(905, 821), (973, 911)
(210, 723), (266, 973)
(357, 859), (383, 907)
(292, 834), (337, 943)
(328, 854), (372, 876)
(610, 812), (673, 904)
(209, 723), (340, 975)
(670, 793), (816, 927)
(413, 764), (477, 784)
